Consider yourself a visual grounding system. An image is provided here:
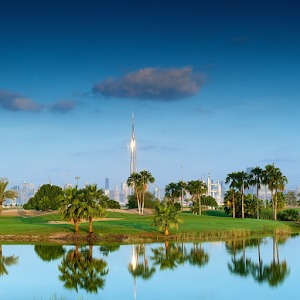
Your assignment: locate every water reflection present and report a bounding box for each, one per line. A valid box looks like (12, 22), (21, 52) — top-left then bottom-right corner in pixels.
(0, 245), (18, 276)
(34, 245), (65, 261)
(58, 244), (108, 293)
(226, 236), (290, 287)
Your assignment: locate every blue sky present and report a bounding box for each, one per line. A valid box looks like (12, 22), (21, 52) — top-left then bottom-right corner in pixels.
(1, 0), (300, 190)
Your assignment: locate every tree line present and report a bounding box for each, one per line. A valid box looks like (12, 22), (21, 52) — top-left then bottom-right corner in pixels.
(225, 164), (288, 220)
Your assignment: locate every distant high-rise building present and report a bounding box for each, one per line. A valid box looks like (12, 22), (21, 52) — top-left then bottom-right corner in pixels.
(21, 181), (28, 205)
(28, 183), (35, 199)
(12, 185), (21, 205)
(130, 112), (137, 175)
(119, 182), (128, 204)
(114, 184), (119, 202)
(206, 174), (223, 205)
(105, 178), (109, 190)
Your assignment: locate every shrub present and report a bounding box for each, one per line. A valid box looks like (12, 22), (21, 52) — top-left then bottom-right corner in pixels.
(277, 209), (300, 221)
(260, 209), (273, 220)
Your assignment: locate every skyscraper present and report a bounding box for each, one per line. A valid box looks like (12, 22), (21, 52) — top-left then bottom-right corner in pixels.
(130, 112), (137, 175)
(105, 177), (109, 190)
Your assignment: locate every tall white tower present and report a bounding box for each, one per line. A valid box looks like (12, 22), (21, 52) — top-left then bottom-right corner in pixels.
(130, 112), (137, 174)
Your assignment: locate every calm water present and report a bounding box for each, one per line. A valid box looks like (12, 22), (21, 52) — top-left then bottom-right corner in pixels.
(0, 235), (299, 300)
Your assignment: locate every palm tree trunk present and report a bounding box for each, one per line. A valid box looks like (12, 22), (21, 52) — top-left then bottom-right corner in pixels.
(232, 191), (235, 218)
(141, 192), (145, 216)
(74, 220), (79, 233)
(135, 190), (141, 215)
(274, 191), (277, 221)
(256, 188), (259, 219)
(199, 195), (202, 215)
(89, 244), (93, 261)
(89, 216), (93, 234)
(241, 192), (244, 219)
(164, 225), (169, 236)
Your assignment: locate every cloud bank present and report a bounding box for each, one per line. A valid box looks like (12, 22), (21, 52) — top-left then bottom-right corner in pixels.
(0, 90), (42, 112)
(93, 67), (204, 101)
(48, 100), (76, 113)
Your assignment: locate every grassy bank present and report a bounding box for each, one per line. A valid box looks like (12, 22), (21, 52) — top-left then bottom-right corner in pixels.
(0, 209), (299, 243)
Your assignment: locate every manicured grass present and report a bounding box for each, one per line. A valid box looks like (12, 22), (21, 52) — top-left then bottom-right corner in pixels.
(1, 210), (300, 242)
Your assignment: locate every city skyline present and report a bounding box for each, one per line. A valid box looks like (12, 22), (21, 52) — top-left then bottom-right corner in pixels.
(1, 1), (300, 189)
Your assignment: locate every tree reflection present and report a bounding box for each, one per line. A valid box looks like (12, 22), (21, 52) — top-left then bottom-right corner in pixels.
(128, 244), (156, 300)
(227, 239), (252, 277)
(58, 244), (108, 293)
(34, 245), (65, 261)
(0, 245), (18, 276)
(99, 244), (120, 256)
(226, 237), (290, 287)
(188, 243), (209, 267)
(150, 241), (188, 270)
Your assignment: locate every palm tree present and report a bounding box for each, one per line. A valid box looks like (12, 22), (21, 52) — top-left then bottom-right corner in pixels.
(81, 185), (106, 234)
(225, 172), (240, 218)
(0, 180), (18, 211)
(139, 170), (155, 215)
(185, 180), (207, 215)
(127, 172), (142, 215)
(152, 203), (182, 236)
(58, 187), (85, 233)
(262, 164), (288, 220)
(235, 171), (250, 219)
(165, 182), (181, 204)
(249, 167), (263, 219)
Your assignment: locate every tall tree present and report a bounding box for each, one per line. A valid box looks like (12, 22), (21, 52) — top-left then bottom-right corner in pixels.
(139, 170), (155, 216)
(185, 180), (207, 215)
(225, 172), (239, 218)
(235, 171), (250, 219)
(127, 172), (142, 215)
(58, 187), (85, 233)
(80, 185), (106, 234)
(249, 166), (264, 219)
(165, 182), (181, 204)
(0, 180), (18, 210)
(262, 164), (288, 220)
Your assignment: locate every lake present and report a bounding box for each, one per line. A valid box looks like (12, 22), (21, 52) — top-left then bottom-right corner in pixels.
(0, 235), (299, 300)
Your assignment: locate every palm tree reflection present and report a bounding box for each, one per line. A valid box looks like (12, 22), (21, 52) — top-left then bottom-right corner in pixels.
(58, 244), (108, 294)
(227, 237), (290, 287)
(34, 245), (65, 261)
(0, 245), (18, 276)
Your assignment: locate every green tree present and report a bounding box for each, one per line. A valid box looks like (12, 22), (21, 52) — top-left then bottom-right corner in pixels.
(58, 187), (85, 233)
(139, 170), (155, 215)
(249, 166), (264, 219)
(0, 180), (18, 211)
(202, 195), (218, 208)
(165, 182), (182, 205)
(80, 185), (106, 234)
(235, 171), (250, 219)
(186, 180), (208, 215)
(24, 184), (63, 211)
(262, 164), (288, 220)
(152, 203), (182, 236)
(286, 191), (297, 206)
(126, 191), (159, 209)
(225, 172), (240, 218)
(127, 172), (143, 215)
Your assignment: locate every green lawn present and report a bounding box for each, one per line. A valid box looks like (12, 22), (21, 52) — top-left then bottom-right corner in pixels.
(1, 209), (299, 242)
